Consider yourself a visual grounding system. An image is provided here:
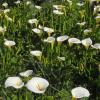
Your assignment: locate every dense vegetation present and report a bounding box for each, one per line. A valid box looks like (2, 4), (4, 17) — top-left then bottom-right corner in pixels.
(0, 0), (100, 100)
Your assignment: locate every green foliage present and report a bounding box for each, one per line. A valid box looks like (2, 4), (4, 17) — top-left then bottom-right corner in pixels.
(0, 0), (100, 99)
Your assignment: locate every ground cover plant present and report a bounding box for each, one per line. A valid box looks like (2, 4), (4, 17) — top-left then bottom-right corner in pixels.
(0, 0), (100, 100)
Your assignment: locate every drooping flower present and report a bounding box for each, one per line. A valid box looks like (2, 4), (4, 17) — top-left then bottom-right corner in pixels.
(53, 10), (64, 15)
(5, 77), (24, 89)
(19, 70), (33, 77)
(68, 38), (81, 45)
(91, 43), (100, 49)
(4, 39), (16, 47)
(57, 35), (69, 43)
(26, 77), (49, 94)
(81, 38), (92, 47)
(71, 87), (90, 99)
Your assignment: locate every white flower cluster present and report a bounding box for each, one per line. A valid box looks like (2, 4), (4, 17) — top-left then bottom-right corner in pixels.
(5, 70), (49, 94)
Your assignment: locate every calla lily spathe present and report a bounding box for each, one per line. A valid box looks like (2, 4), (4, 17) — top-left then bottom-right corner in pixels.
(68, 38), (81, 45)
(32, 28), (42, 36)
(0, 26), (6, 34)
(95, 15), (100, 23)
(5, 15), (13, 22)
(44, 37), (55, 44)
(5, 77), (24, 89)
(14, 0), (21, 4)
(43, 27), (54, 36)
(3, 9), (10, 14)
(19, 70), (33, 77)
(2, 2), (8, 8)
(57, 35), (69, 43)
(26, 1), (31, 5)
(77, 22), (86, 26)
(53, 5), (65, 10)
(91, 43), (100, 49)
(57, 56), (65, 61)
(76, 3), (84, 7)
(26, 77), (49, 94)
(4, 39), (16, 47)
(44, 27), (54, 33)
(53, 10), (64, 15)
(38, 25), (44, 29)
(35, 5), (42, 10)
(28, 19), (38, 25)
(81, 38), (92, 47)
(71, 87), (90, 99)
(30, 50), (42, 57)
(84, 29), (92, 34)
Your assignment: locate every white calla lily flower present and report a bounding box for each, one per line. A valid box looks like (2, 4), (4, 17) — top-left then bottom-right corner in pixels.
(14, 0), (21, 4)
(26, 1), (31, 5)
(68, 38), (81, 45)
(93, 5), (100, 15)
(0, 26), (6, 34)
(44, 37), (55, 44)
(26, 77), (49, 94)
(53, 5), (65, 10)
(77, 22), (86, 26)
(53, 10), (64, 15)
(89, 0), (97, 5)
(19, 70), (33, 77)
(2, 2), (8, 8)
(81, 38), (92, 47)
(84, 29), (92, 34)
(44, 27), (54, 36)
(71, 87), (90, 99)
(28, 19), (38, 25)
(57, 56), (65, 61)
(91, 43), (100, 49)
(57, 35), (69, 43)
(67, 0), (72, 6)
(5, 15), (12, 22)
(30, 50), (42, 57)
(5, 77), (24, 89)
(76, 3), (84, 7)
(44, 27), (54, 33)
(35, 5), (42, 10)
(3, 9), (10, 14)
(38, 25), (44, 29)
(95, 15), (100, 23)
(4, 39), (16, 47)
(32, 28), (42, 36)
